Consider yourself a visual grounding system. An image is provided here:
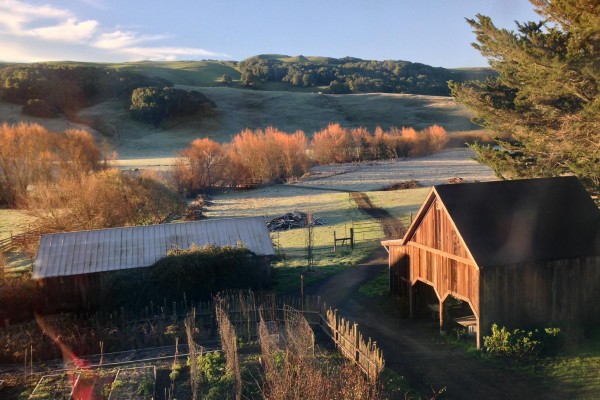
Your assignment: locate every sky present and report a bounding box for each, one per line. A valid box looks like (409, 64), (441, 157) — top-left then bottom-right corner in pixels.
(0, 0), (541, 68)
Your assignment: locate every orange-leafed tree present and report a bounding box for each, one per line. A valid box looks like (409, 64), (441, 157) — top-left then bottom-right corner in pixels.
(230, 127), (309, 183)
(424, 124), (449, 152)
(176, 138), (230, 192)
(311, 123), (351, 164)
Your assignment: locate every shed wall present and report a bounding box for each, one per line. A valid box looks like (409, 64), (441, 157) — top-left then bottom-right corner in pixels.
(480, 255), (600, 336)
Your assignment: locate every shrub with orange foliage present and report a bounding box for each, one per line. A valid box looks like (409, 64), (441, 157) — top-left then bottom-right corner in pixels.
(311, 123), (352, 164)
(175, 138), (231, 192)
(0, 123), (102, 207)
(311, 123), (449, 164)
(21, 169), (185, 233)
(176, 123), (449, 189)
(424, 124), (449, 151)
(229, 127), (310, 183)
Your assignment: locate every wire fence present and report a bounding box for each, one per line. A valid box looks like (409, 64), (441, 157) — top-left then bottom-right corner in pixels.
(274, 219), (385, 259)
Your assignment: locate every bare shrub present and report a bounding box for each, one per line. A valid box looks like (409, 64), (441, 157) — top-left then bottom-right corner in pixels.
(185, 310), (201, 400)
(175, 138), (231, 192)
(0, 123), (102, 207)
(215, 297), (241, 400)
(259, 304), (380, 400)
(311, 123), (353, 164)
(424, 124), (449, 152)
(21, 168), (185, 233)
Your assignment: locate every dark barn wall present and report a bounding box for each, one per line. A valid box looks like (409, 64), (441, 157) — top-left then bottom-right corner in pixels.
(39, 273), (103, 311)
(479, 255), (600, 337)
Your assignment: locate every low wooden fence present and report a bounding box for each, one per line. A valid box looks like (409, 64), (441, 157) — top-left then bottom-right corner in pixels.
(0, 237), (13, 253)
(0, 231), (39, 254)
(217, 292), (385, 381)
(324, 308), (384, 381)
(2, 292), (385, 381)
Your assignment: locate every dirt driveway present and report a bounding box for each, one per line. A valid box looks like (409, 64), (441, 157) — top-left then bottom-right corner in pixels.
(301, 190), (574, 399)
(305, 249), (569, 399)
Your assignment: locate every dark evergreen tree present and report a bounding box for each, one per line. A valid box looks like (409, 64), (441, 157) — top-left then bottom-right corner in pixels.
(450, 0), (599, 193)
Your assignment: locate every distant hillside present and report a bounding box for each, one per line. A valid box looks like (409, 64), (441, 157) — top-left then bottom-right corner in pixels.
(237, 54), (495, 95)
(109, 60), (241, 87)
(0, 58), (488, 159)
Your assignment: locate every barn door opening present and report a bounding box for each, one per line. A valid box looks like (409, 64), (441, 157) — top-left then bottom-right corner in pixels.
(411, 280), (439, 320)
(390, 253), (409, 297)
(441, 294), (477, 341)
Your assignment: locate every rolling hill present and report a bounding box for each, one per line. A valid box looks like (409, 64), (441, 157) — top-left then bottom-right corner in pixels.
(0, 58), (487, 159)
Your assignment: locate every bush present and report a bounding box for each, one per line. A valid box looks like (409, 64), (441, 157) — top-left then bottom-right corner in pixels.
(22, 99), (58, 118)
(483, 324), (562, 360)
(199, 351), (226, 383)
(130, 87), (215, 126)
(102, 244), (268, 309)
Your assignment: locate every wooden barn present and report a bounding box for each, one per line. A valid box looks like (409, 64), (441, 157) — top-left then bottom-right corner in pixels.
(32, 217), (275, 309)
(382, 176), (600, 348)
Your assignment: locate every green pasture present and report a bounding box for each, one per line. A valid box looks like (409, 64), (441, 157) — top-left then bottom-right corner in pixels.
(206, 185), (429, 291)
(367, 187), (430, 221)
(109, 60), (241, 86)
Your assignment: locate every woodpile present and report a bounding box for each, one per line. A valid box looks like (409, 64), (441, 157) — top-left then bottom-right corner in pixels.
(267, 211), (324, 232)
(183, 194), (213, 221)
(380, 180), (421, 191)
(447, 177), (467, 184)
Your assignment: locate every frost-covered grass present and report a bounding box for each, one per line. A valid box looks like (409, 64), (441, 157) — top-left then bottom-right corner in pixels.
(207, 186), (383, 256)
(295, 148), (496, 192)
(0, 209), (32, 240)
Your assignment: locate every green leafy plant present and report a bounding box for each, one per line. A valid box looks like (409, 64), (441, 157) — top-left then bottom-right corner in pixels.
(200, 351), (226, 384)
(169, 362), (182, 382)
(136, 377), (154, 397)
(483, 324), (562, 361)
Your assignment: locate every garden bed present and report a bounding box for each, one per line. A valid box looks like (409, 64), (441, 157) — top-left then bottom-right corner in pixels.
(29, 372), (80, 400)
(72, 370), (116, 400)
(108, 366), (156, 400)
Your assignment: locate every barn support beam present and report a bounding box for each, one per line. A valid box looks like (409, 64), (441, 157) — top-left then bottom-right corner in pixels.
(408, 284), (415, 318)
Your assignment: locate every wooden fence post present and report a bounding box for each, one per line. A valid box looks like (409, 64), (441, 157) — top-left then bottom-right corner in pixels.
(334, 309), (339, 346)
(350, 228), (354, 249)
(333, 231), (337, 252)
(354, 322), (360, 362)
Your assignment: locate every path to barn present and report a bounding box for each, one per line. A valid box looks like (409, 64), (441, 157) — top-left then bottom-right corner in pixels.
(306, 192), (569, 399)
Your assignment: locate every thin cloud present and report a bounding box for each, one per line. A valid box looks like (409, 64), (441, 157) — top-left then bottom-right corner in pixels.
(0, 0), (72, 35)
(120, 46), (230, 61)
(94, 30), (169, 50)
(0, 0), (227, 62)
(29, 18), (98, 43)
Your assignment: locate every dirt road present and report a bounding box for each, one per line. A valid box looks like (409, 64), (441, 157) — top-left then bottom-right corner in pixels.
(310, 191), (568, 399)
(305, 251), (568, 399)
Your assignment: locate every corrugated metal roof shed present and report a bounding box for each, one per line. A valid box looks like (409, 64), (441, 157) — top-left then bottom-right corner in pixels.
(33, 217), (275, 279)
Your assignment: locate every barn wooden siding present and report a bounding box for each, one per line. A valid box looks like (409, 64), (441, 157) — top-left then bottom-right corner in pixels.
(479, 255), (600, 337)
(386, 177), (600, 350)
(392, 198), (480, 311)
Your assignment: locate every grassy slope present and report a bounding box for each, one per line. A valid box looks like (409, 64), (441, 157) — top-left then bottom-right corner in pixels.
(75, 87), (479, 159)
(109, 60), (241, 86)
(0, 60), (482, 159)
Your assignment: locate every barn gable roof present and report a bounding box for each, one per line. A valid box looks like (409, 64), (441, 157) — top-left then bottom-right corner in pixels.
(33, 217), (275, 279)
(398, 176), (600, 267)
